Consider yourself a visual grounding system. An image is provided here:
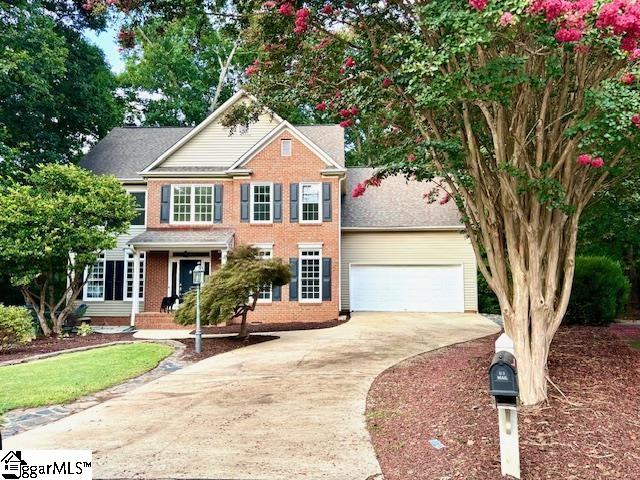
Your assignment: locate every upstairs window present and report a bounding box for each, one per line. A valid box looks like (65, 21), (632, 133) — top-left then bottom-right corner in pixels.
(251, 183), (272, 223)
(171, 185), (214, 223)
(130, 192), (146, 226)
(281, 139), (292, 156)
(300, 183), (322, 223)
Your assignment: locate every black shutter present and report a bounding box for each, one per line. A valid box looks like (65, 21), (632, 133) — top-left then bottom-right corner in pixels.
(214, 184), (223, 223)
(289, 258), (298, 301)
(272, 285), (281, 301)
(114, 260), (125, 301)
(104, 261), (115, 301)
(290, 183), (299, 222)
(240, 183), (250, 222)
(322, 257), (331, 301)
(160, 185), (171, 223)
(322, 182), (332, 221)
(273, 183), (282, 222)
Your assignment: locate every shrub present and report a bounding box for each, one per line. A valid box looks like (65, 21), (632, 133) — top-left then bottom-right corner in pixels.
(478, 273), (501, 314)
(76, 323), (93, 337)
(0, 305), (34, 350)
(564, 256), (630, 325)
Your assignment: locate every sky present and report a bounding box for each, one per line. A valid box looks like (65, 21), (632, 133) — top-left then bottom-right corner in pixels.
(84, 25), (125, 73)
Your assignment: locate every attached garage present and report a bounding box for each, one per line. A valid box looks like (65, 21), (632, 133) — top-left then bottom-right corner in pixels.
(349, 264), (465, 312)
(341, 168), (478, 314)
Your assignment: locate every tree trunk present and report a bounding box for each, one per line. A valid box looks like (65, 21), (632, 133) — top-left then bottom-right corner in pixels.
(21, 287), (51, 337)
(237, 311), (249, 339)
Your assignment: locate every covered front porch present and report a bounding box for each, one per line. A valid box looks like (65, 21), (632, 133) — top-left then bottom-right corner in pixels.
(127, 229), (235, 327)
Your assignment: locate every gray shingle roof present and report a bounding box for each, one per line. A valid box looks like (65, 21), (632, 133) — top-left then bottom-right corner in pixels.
(80, 127), (193, 180)
(342, 168), (462, 229)
(81, 124), (344, 180)
(129, 229), (235, 247)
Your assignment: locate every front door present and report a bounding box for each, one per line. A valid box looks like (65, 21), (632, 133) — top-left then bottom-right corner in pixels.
(179, 260), (200, 296)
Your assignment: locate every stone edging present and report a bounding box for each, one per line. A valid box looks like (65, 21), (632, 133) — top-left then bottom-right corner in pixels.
(1, 339), (187, 438)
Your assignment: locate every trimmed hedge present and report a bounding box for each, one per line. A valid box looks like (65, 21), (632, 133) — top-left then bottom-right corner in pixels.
(564, 256), (630, 325)
(0, 304), (34, 350)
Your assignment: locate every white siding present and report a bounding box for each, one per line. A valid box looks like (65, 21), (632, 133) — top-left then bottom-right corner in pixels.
(341, 231), (478, 312)
(160, 109), (279, 169)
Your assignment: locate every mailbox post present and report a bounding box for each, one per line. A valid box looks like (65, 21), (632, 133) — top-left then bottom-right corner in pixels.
(489, 333), (521, 479)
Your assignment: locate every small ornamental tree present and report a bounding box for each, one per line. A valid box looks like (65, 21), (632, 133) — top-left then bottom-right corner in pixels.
(0, 164), (136, 336)
(241, 0), (640, 404)
(175, 245), (291, 338)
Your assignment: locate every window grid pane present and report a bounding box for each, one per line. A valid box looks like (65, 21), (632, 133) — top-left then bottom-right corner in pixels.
(86, 254), (105, 299)
(173, 186), (191, 222)
(257, 249), (273, 300)
(126, 252), (145, 300)
(131, 192), (146, 226)
(301, 184), (320, 222)
(300, 250), (321, 300)
(194, 186), (213, 222)
(253, 185), (271, 221)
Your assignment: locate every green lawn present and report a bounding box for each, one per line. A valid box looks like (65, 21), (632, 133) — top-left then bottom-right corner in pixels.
(0, 342), (173, 415)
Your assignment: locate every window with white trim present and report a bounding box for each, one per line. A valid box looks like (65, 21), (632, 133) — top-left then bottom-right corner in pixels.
(125, 252), (146, 300)
(251, 183), (272, 223)
(300, 249), (321, 301)
(130, 192), (146, 226)
(84, 253), (106, 301)
(281, 139), (292, 156)
(300, 183), (322, 223)
(171, 185), (214, 223)
(257, 248), (273, 301)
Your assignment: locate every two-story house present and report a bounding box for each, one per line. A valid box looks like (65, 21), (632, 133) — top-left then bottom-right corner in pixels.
(81, 90), (478, 328)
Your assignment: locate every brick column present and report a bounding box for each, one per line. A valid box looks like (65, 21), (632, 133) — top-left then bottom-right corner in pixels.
(144, 251), (169, 312)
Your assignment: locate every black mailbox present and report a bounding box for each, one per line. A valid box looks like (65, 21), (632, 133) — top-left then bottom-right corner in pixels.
(489, 351), (518, 406)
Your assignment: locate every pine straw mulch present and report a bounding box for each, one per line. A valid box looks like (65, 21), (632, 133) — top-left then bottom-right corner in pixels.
(366, 326), (640, 480)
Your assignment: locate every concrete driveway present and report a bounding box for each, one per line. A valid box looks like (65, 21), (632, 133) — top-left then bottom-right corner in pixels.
(6, 312), (499, 479)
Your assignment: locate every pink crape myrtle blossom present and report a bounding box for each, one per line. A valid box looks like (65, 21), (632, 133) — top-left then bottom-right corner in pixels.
(591, 156), (605, 168)
(631, 113), (640, 125)
(382, 77), (393, 87)
(621, 72), (636, 84)
(315, 101), (328, 111)
(245, 59), (260, 76)
(499, 12), (516, 26)
(468, 0), (488, 11)
(577, 153), (592, 165)
(351, 183), (366, 198)
(278, 3), (294, 16)
(439, 192), (452, 205)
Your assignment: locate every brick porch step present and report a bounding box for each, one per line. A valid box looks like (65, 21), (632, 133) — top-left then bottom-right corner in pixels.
(135, 312), (193, 330)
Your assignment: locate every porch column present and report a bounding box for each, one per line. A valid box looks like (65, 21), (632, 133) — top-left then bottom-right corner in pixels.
(221, 248), (228, 265)
(130, 249), (141, 326)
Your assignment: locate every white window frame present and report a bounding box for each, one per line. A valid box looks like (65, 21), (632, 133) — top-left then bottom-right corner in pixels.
(83, 253), (106, 302)
(170, 184), (215, 224)
(255, 245), (273, 303)
(281, 139), (292, 156)
(299, 247), (322, 303)
(124, 252), (146, 301)
(250, 182), (274, 224)
(299, 182), (323, 224)
(129, 191), (147, 226)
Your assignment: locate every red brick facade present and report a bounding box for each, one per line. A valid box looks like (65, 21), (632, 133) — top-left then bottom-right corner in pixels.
(135, 131), (342, 325)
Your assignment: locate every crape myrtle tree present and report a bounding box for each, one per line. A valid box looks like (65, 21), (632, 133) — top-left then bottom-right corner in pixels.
(0, 164), (136, 336)
(240, 0), (640, 404)
(175, 245), (291, 339)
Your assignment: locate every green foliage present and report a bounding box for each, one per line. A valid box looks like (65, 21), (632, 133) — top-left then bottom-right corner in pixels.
(564, 256), (630, 325)
(0, 305), (34, 351)
(118, 16), (245, 126)
(175, 245), (291, 326)
(0, 164), (136, 334)
(0, 1), (122, 171)
(76, 323), (94, 337)
(478, 274), (501, 314)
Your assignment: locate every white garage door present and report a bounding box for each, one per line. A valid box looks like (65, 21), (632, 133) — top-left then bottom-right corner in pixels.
(350, 265), (464, 312)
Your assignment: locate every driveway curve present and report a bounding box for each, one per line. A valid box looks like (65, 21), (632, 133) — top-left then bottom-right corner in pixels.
(6, 312), (499, 479)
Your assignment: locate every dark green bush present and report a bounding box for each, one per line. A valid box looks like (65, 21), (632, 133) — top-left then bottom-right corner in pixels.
(564, 256), (630, 325)
(478, 273), (501, 314)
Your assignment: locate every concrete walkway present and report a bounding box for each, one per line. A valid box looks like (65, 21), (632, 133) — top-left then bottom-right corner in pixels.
(5, 312), (499, 480)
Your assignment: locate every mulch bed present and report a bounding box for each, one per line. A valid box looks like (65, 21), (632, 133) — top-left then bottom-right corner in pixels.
(0, 333), (137, 363)
(366, 326), (640, 480)
(177, 335), (278, 361)
(193, 318), (348, 335)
